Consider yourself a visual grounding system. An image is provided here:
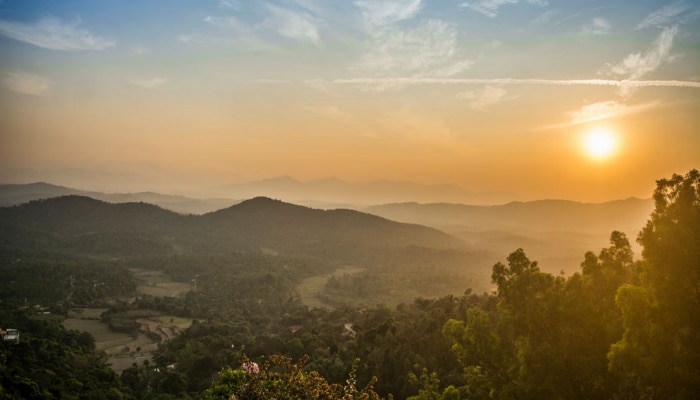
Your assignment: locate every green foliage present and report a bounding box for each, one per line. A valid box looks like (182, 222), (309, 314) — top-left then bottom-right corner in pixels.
(441, 169), (699, 400)
(608, 169), (700, 398)
(2, 171), (698, 399)
(407, 367), (460, 400)
(205, 355), (385, 400)
(0, 313), (126, 399)
(0, 250), (136, 307)
(444, 232), (641, 399)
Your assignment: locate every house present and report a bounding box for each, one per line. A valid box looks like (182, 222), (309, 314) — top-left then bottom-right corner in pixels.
(2, 328), (20, 343)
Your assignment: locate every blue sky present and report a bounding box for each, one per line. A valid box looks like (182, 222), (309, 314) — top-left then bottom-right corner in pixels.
(1, 0), (699, 202)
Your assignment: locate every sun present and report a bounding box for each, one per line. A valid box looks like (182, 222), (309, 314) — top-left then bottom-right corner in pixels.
(583, 128), (618, 160)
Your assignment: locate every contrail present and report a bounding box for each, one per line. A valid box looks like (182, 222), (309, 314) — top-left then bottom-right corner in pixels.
(333, 77), (700, 89)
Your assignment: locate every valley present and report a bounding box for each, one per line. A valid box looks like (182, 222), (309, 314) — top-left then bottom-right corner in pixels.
(2, 174), (693, 399)
(62, 269), (194, 372)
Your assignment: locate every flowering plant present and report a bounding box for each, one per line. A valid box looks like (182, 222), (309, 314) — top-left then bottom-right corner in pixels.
(205, 355), (385, 400)
(241, 362), (259, 375)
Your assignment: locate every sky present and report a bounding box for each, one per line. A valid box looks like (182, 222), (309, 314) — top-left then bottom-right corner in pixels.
(0, 0), (699, 203)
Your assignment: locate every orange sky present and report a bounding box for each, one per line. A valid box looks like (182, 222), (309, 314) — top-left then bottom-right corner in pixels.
(1, 1), (698, 203)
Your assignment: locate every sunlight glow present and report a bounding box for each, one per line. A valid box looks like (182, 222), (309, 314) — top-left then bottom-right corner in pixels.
(583, 128), (618, 160)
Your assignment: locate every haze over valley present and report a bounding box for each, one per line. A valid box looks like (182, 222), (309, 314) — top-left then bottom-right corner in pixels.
(1, 0), (698, 399)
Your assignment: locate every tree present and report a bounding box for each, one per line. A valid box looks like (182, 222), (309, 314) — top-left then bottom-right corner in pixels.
(609, 169), (700, 399)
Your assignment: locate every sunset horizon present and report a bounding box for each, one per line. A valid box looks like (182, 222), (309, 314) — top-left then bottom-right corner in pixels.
(1, 0), (698, 204)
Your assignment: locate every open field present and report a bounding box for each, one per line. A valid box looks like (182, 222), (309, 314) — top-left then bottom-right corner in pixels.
(297, 266), (365, 308)
(63, 317), (132, 352)
(131, 268), (193, 297)
(64, 269), (194, 372)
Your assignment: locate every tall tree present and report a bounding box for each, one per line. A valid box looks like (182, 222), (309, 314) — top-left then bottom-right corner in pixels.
(609, 169), (700, 399)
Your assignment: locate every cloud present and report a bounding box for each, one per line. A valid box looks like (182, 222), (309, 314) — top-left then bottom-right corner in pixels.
(531, 9), (560, 24)
(356, 19), (473, 79)
(353, 1), (471, 80)
(581, 18), (611, 35)
(333, 77), (700, 91)
(263, 3), (321, 44)
(355, 0), (422, 29)
(565, 100), (659, 125)
(635, 1), (692, 30)
(537, 100), (660, 130)
(599, 25), (678, 97)
(600, 25), (677, 80)
(177, 34), (207, 44)
(461, 0), (547, 18)
(128, 77), (167, 89)
(0, 17), (114, 51)
(2, 71), (52, 96)
(456, 86), (509, 110)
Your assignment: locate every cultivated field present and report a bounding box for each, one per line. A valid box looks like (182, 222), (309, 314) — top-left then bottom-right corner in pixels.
(63, 270), (193, 372)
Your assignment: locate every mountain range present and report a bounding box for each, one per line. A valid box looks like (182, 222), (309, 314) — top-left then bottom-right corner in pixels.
(1, 182), (652, 234)
(366, 198), (653, 235)
(1, 181), (655, 276)
(215, 175), (512, 205)
(0, 195), (463, 261)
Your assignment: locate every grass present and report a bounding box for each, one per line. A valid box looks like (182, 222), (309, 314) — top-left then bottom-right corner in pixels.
(296, 266), (365, 309)
(63, 318), (133, 351)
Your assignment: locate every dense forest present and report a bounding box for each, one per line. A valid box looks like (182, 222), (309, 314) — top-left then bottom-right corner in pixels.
(1, 170), (698, 399)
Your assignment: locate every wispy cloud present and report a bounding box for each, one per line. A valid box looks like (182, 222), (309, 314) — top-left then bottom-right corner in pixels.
(537, 100), (661, 130)
(177, 34), (208, 44)
(0, 17), (113, 51)
(566, 100), (658, 125)
(356, 19), (474, 79)
(353, 0), (472, 79)
(2, 71), (52, 96)
(461, 0), (548, 18)
(263, 3), (321, 44)
(128, 77), (167, 89)
(334, 77), (700, 91)
(355, 0), (422, 29)
(600, 25), (677, 80)
(635, 1), (692, 30)
(581, 18), (611, 35)
(599, 25), (678, 97)
(457, 86), (509, 110)
(190, 15), (267, 48)
(531, 9), (560, 24)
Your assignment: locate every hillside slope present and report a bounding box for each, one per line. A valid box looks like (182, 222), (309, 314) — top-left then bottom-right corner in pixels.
(0, 195), (465, 260)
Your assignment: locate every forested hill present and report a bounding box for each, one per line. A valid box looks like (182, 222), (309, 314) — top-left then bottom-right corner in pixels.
(0, 195), (182, 234)
(0, 195), (465, 260)
(199, 196), (462, 250)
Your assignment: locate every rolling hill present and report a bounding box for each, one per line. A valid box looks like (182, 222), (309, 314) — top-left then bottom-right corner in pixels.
(0, 195), (465, 259)
(1, 195), (491, 303)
